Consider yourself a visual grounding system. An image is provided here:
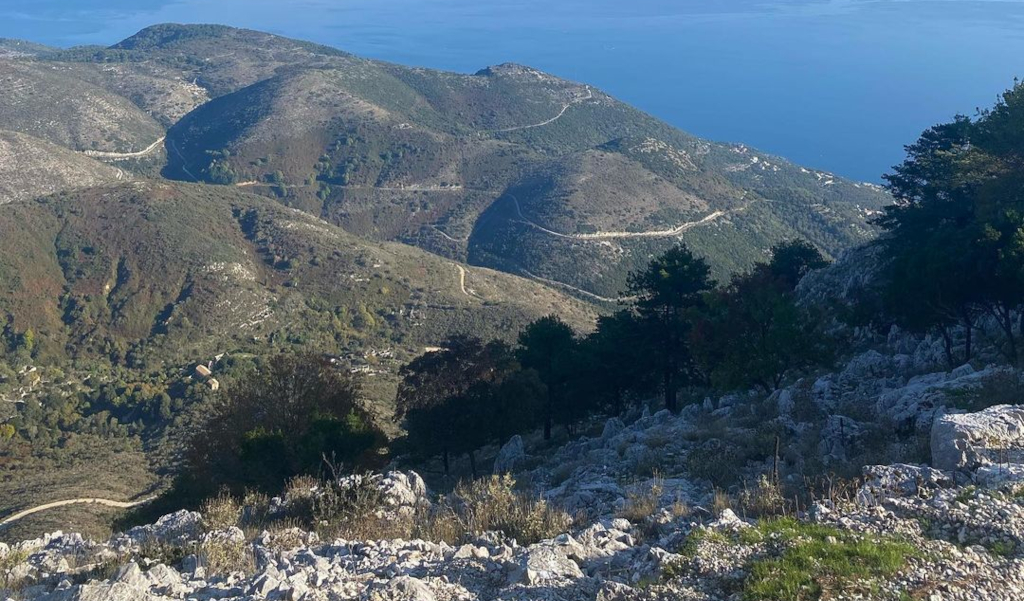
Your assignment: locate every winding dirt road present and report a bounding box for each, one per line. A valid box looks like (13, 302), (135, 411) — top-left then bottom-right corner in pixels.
(455, 264), (476, 297)
(0, 497), (155, 529)
(429, 224), (470, 244)
(519, 269), (621, 303)
(494, 87), (593, 133)
(84, 136), (166, 160)
(507, 194), (735, 241)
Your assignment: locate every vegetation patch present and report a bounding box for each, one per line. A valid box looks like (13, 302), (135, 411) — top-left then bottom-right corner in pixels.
(740, 518), (917, 601)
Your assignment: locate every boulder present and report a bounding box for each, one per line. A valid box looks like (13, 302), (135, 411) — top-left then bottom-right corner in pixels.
(931, 405), (1024, 472)
(596, 581), (639, 601)
(494, 435), (527, 474)
(600, 418), (625, 442)
(861, 463), (952, 497)
(708, 509), (749, 531)
(124, 511), (202, 547)
(819, 415), (864, 462)
(380, 471), (429, 507)
(975, 463), (1024, 487)
(510, 544), (583, 585)
(366, 576), (436, 601)
(41, 582), (159, 601)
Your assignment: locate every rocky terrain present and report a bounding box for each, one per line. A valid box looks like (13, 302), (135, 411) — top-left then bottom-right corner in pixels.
(0, 60), (164, 154)
(4, 21), (1021, 601)
(4, 290), (1024, 600)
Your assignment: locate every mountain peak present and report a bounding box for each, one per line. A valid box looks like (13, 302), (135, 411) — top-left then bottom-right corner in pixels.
(112, 23), (238, 50)
(475, 63), (547, 78)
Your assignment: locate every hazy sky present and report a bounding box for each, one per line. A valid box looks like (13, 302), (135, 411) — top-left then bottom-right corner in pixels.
(3, 0), (1023, 181)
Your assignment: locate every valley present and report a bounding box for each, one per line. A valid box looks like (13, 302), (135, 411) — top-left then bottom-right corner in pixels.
(4, 20), (1024, 601)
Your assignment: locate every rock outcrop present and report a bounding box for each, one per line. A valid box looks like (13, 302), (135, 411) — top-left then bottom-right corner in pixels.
(932, 405), (1024, 472)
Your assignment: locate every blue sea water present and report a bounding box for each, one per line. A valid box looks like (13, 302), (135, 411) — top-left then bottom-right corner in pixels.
(2, 0), (1024, 182)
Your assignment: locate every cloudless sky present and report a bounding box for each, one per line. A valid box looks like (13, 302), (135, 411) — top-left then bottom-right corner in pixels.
(3, 0), (1024, 181)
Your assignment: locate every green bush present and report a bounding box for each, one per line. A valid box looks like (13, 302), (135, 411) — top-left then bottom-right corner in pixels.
(186, 354), (386, 496)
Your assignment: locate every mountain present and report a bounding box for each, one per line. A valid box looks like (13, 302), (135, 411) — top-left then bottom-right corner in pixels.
(24, 24), (887, 298)
(0, 181), (596, 367)
(0, 24), (893, 541)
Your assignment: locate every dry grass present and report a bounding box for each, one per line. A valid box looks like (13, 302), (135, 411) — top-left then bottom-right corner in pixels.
(277, 473), (572, 546)
(617, 475), (664, 523)
(200, 492), (242, 531)
(0, 548), (29, 592)
(712, 489), (733, 516)
(199, 536), (255, 576)
(737, 475), (788, 519)
(453, 475), (573, 544)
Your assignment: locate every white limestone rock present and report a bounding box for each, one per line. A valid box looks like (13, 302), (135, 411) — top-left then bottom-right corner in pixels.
(932, 405), (1024, 472)
(494, 435), (527, 474)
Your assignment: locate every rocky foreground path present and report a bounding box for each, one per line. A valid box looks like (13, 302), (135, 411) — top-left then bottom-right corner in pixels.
(3, 398), (1024, 601)
(5, 323), (1024, 600)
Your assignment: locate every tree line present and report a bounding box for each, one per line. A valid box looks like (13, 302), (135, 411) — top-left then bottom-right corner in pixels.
(394, 239), (837, 476)
(873, 81), (1024, 367)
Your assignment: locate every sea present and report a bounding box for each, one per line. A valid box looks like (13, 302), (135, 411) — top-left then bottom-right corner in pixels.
(4, 0), (1024, 182)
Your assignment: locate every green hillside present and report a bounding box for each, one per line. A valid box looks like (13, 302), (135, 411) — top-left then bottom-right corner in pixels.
(0, 24), (891, 299)
(0, 181), (595, 369)
(96, 25), (887, 296)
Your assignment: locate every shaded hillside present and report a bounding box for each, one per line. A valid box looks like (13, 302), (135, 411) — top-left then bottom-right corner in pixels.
(0, 130), (129, 204)
(0, 181), (596, 367)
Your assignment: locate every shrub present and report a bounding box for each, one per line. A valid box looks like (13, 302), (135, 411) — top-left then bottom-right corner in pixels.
(311, 475), (404, 541)
(737, 475), (788, 519)
(617, 475), (664, 523)
(299, 474), (571, 546)
(187, 354), (386, 496)
(686, 443), (744, 487)
(201, 492), (242, 531)
(454, 475), (573, 545)
(199, 537), (255, 576)
(0, 549), (29, 592)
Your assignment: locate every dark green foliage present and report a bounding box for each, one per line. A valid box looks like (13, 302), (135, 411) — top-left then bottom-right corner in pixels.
(517, 316), (578, 439)
(693, 242), (835, 393)
(390, 241), (835, 473)
(575, 310), (652, 415)
(396, 337), (528, 475)
(627, 245), (715, 411)
(767, 239), (830, 289)
(875, 81), (1024, 366)
(187, 354), (385, 495)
